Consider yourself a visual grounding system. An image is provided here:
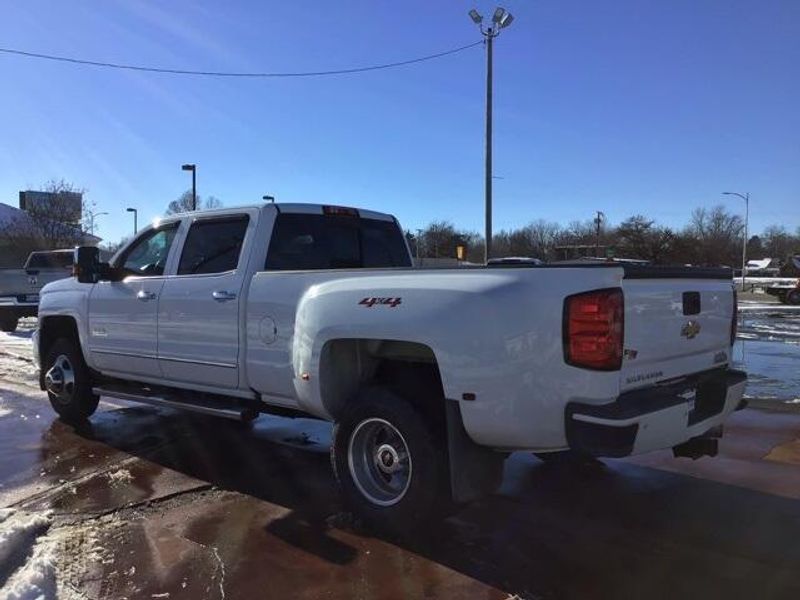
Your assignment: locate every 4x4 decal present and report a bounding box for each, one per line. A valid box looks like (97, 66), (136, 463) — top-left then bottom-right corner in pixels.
(359, 297), (402, 308)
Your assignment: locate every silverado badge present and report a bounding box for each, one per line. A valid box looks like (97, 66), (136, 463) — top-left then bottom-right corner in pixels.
(681, 320), (701, 339)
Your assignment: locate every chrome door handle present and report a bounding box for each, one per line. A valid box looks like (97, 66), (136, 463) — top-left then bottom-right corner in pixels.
(136, 290), (157, 301)
(212, 290), (237, 302)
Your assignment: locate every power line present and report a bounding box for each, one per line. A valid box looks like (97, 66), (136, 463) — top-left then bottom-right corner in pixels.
(0, 41), (483, 78)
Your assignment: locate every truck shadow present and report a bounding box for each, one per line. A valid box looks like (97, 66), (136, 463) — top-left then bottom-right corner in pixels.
(61, 405), (800, 600)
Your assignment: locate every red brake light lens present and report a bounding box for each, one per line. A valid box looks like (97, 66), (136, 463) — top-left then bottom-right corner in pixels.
(563, 288), (624, 370)
(322, 205), (359, 217)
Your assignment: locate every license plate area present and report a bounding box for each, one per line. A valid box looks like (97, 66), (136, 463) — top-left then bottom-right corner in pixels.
(687, 378), (727, 425)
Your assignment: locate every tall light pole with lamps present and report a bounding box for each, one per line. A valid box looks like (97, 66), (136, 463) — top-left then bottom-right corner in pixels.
(468, 7), (514, 263)
(722, 191), (750, 291)
(182, 164), (197, 211)
(86, 210), (108, 236)
(126, 207), (138, 235)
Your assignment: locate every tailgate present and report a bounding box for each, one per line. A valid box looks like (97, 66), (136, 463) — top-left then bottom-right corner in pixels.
(620, 267), (734, 392)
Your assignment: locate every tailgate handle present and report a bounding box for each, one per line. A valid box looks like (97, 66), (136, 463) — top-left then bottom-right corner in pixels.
(683, 292), (701, 315)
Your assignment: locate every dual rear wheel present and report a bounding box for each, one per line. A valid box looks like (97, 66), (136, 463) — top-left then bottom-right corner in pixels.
(331, 387), (451, 532)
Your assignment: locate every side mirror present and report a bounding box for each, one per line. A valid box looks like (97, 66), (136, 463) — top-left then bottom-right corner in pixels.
(73, 246), (101, 283)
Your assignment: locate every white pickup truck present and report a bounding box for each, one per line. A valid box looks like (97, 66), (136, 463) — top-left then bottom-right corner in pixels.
(0, 249), (75, 331)
(33, 203), (746, 527)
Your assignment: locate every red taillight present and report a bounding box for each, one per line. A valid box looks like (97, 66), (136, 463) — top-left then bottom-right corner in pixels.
(731, 289), (738, 346)
(563, 288), (624, 371)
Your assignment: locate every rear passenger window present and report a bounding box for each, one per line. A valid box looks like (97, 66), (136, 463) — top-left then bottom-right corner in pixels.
(177, 216), (249, 275)
(264, 213), (411, 271)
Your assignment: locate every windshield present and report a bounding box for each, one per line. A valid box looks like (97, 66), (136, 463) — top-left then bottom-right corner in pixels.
(25, 252), (73, 270)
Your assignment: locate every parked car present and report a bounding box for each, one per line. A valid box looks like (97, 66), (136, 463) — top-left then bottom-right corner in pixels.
(0, 249), (75, 332)
(764, 280), (800, 305)
(32, 203), (746, 528)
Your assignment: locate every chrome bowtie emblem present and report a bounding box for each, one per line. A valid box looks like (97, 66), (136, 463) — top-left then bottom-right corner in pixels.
(681, 320), (701, 339)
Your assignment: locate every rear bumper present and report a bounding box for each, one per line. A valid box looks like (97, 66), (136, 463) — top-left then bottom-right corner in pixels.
(0, 296), (38, 318)
(566, 368), (747, 457)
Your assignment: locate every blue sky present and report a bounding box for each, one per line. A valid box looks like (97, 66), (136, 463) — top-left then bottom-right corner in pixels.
(0, 0), (798, 244)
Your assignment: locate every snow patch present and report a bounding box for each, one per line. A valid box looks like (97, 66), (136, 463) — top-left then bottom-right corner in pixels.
(0, 510), (114, 599)
(0, 509), (55, 600)
(106, 468), (134, 486)
(0, 406), (13, 418)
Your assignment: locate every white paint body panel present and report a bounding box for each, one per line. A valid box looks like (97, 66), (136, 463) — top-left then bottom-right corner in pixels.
(36, 203), (745, 455)
(87, 277), (165, 377)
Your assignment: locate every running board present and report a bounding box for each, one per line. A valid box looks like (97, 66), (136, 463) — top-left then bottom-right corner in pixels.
(92, 384), (258, 422)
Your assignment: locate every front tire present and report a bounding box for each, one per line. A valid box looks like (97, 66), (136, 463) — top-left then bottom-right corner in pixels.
(44, 337), (99, 423)
(787, 290), (800, 306)
(331, 387), (450, 533)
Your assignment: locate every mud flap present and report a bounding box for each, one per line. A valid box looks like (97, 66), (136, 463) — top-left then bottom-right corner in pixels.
(445, 400), (505, 503)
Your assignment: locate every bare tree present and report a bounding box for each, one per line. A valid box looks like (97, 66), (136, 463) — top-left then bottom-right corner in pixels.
(762, 225), (796, 259)
(166, 190), (223, 215)
(686, 205), (744, 266)
(0, 180), (91, 263)
(415, 221), (483, 261)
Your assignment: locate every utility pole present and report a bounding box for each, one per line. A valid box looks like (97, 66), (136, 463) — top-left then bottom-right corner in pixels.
(594, 211), (605, 258)
(468, 7), (514, 263)
(485, 30), (493, 262)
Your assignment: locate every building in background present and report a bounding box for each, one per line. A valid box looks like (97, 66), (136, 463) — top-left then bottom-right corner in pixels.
(19, 190), (82, 226)
(0, 193), (98, 268)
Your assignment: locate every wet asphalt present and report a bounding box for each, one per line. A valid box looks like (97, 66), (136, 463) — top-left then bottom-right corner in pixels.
(1, 320), (800, 599)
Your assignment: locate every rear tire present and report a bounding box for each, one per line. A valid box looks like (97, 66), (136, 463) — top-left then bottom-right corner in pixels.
(43, 337), (99, 423)
(331, 387), (450, 534)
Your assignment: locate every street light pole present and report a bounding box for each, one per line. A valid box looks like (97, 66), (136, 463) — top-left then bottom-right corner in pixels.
(126, 207), (138, 235)
(86, 210), (108, 236)
(469, 7), (514, 263)
(723, 192), (750, 291)
(182, 164), (197, 210)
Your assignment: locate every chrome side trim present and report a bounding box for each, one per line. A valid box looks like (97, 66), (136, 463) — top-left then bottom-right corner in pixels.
(92, 349), (236, 369)
(158, 355), (237, 369)
(92, 348), (158, 360)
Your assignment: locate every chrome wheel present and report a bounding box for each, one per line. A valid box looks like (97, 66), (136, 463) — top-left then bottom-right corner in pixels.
(348, 418), (412, 506)
(45, 354), (75, 405)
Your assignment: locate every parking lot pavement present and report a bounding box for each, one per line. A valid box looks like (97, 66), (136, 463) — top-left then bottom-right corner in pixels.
(2, 329), (800, 599)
